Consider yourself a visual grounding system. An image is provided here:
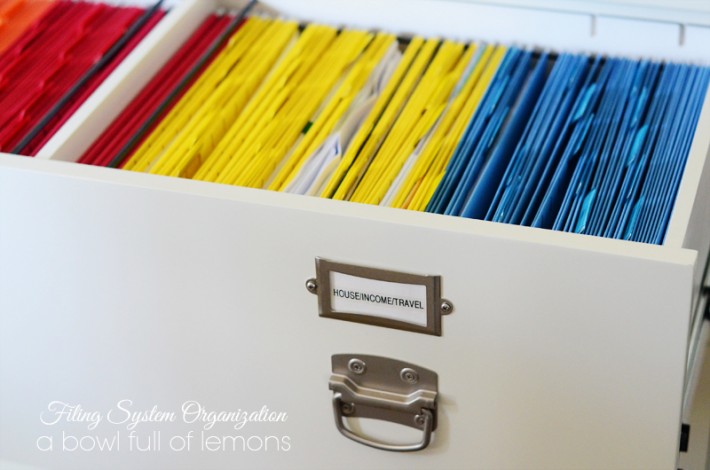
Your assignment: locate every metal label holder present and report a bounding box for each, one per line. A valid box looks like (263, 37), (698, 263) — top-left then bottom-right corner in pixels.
(307, 258), (453, 336)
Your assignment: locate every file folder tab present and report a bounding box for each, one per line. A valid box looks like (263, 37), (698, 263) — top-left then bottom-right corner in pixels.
(308, 258), (453, 336)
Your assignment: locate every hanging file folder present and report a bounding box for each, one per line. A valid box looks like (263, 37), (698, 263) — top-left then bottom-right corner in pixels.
(0, 0), (164, 155)
(80, 14), (232, 167)
(68, 7), (710, 246)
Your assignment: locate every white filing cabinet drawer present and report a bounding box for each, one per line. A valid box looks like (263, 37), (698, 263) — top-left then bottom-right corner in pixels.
(1, 1), (709, 469)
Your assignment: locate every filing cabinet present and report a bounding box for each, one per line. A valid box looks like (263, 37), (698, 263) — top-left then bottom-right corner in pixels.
(1, 0), (709, 468)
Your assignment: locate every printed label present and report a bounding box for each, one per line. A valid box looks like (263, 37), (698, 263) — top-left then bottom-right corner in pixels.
(329, 271), (428, 326)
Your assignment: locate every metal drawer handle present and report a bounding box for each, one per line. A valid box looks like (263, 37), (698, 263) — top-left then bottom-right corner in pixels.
(332, 394), (434, 452)
(328, 354), (438, 452)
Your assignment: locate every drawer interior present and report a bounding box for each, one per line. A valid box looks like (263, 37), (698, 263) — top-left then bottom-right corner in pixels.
(1, 2), (709, 467)
(22, 0), (710, 300)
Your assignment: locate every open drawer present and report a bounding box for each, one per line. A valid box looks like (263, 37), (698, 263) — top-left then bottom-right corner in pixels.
(1, 0), (710, 468)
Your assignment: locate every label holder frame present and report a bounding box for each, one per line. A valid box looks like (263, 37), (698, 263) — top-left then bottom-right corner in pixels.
(313, 257), (446, 336)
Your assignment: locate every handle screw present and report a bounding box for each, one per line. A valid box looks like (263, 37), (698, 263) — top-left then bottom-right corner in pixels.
(400, 368), (419, 384)
(341, 403), (355, 416)
(414, 414), (426, 427)
(348, 358), (367, 375)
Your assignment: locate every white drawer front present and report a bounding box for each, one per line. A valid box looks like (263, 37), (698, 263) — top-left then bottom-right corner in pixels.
(0, 158), (696, 468)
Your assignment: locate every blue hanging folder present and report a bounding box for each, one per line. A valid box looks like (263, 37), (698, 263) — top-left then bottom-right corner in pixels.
(522, 56), (603, 227)
(485, 54), (575, 223)
(505, 55), (591, 226)
(486, 53), (589, 225)
(444, 50), (539, 217)
(630, 65), (694, 242)
(607, 63), (680, 239)
(421, 46), (706, 245)
(457, 51), (549, 220)
(532, 57), (609, 230)
(425, 48), (523, 215)
(655, 67), (710, 243)
(559, 59), (636, 234)
(585, 61), (660, 237)
(531, 99), (595, 229)
(488, 54), (583, 223)
(580, 59), (639, 236)
(643, 66), (710, 243)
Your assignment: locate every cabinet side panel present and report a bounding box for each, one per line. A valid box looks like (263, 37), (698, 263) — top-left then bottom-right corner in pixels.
(666, 84), (710, 316)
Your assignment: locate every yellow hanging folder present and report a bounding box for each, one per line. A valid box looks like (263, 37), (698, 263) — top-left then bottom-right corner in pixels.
(220, 29), (375, 189)
(326, 37), (434, 201)
(149, 19), (299, 178)
(123, 17), (274, 173)
(268, 33), (397, 192)
(389, 44), (505, 210)
(406, 44), (506, 211)
(279, 42), (404, 197)
(194, 25), (341, 184)
(349, 40), (467, 205)
(381, 45), (481, 208)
